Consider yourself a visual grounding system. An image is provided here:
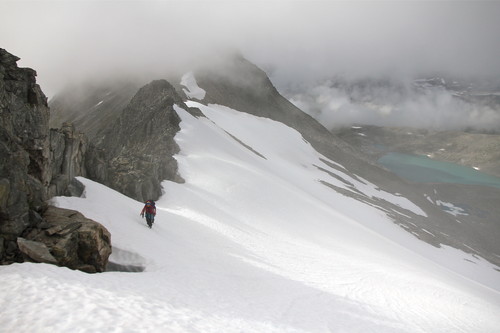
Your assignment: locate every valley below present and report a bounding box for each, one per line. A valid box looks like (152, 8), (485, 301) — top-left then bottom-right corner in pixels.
(335, 125), (500, 178)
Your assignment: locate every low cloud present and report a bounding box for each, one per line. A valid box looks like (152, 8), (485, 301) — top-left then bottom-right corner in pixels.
(284, 79), (500, 131)
(1, 1), (500, 129)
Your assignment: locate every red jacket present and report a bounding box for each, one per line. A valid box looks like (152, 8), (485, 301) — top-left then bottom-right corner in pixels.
(141, 202), (156, 215)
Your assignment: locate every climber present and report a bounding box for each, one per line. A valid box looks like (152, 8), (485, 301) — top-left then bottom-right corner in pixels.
(140, 200), (156, 228)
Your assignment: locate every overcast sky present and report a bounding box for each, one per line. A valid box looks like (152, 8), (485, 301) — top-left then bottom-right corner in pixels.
(1, 0), (500, 99)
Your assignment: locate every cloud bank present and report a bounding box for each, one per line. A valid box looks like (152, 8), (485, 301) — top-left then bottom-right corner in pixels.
(285, 78), (500, 131)
(1, 1), (500, 129)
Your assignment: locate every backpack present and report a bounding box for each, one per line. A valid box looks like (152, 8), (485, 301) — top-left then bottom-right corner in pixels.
(145, 200), (156, 214)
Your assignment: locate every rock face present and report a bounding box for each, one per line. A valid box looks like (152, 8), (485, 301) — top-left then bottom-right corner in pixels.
(49, 122), (88, 198)
(87, 80), (187, 202)
(17, 237), (58, 265)
(50, 78), (191, 202)
(21, 206), (112, 273)
(0, 48), (51, 250)
(0, 48), (111, 271)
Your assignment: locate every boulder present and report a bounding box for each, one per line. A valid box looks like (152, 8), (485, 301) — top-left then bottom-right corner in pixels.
(25, 206), (112, 273)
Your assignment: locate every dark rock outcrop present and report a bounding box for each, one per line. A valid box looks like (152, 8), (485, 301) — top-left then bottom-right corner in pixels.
(0, 48), (50, 247)
(48, 122), (88, 197)
(21, 206), (112, 273)
(87, 80), (186, 202)
(14, 205), (112, 273)
(0, 48), (111, 271)
(17, 237), (58, 265)
(50, 78), (190, 202)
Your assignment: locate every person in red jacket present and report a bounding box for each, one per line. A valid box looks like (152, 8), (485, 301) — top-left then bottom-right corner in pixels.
(140, 200), (156, 228)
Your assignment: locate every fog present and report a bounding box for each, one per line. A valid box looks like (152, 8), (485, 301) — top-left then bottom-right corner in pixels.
(285, 78), (500, 131)
(1, 0), (500, 130)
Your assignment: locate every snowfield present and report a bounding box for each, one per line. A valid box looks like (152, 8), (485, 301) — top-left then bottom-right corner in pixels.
(1, 101), (500, 332)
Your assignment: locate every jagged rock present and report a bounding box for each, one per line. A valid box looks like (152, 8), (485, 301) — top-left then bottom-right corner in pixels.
(88, 80), (186, 201)
(45, 222), (82, 236)
(17, 237), (58, 265)
(0, 48), (50, 245)
(48, 77), (204, 202)
(0, 48), (103, 267)
(24, 206), (112, 273)
(65, 177), (85, 197)
(48, 122), (88, 198)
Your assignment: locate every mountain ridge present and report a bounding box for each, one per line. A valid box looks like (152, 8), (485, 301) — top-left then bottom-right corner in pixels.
(47, 53), (500, 268)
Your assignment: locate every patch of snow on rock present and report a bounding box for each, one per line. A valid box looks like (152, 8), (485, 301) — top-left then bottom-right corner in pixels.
(181, 72), (206, 100)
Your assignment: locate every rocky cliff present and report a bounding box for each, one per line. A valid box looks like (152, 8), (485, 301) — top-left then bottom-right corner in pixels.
(86, 80), (193, 202)
(49, 78), (196, 202)
(0, 48), (51, 245)
(0, 48), (110, 271)
(49, 122), (88, 198)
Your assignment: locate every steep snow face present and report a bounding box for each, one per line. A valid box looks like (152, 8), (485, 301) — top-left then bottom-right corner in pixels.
(1, 102), (500, 332)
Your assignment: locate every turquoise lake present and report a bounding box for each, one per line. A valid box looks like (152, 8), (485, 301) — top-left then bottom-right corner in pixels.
(377, 153), (500, 189)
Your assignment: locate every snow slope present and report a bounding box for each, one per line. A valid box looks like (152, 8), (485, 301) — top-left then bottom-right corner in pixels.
(1, 101), (500, 332)
(181, 72), (206, 100)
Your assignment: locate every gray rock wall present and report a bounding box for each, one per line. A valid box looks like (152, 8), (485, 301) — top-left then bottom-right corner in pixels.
(0, 48), (50, 251)
(0, 48), (110, 271)
(48, 122), (88, 198)
(21, 206), (112, 273)
(89, 79), (186, 202)
(48, 76), (203, 203)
